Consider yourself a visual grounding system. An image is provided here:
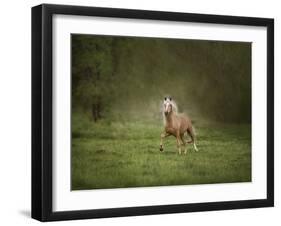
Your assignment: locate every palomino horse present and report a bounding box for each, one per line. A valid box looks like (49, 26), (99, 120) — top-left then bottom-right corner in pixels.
(160, 97), (198, 154)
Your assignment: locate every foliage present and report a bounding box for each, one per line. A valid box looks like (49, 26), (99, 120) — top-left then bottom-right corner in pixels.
(72, 35), (251, 123)
(72, 35), (116, 120)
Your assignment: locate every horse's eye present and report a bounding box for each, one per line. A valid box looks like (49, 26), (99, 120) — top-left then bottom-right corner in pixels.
(170, 97), (172, 101)
(164, 97), (167, 100)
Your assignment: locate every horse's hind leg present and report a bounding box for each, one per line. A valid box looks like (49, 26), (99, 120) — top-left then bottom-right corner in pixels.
(187, 127), (198, 152)
(180, 134), (187, 155)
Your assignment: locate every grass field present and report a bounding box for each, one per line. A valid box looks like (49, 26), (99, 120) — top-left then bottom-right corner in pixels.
(71, 116), (251, 190)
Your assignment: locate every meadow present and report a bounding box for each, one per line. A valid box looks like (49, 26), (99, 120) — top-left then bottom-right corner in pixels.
(71, 116), (251, 190)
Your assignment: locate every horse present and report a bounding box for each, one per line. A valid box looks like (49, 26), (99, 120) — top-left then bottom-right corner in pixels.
(159, 97), (198, 154)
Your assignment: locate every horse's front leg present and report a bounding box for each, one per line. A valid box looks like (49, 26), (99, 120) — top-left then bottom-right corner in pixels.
(160, 132), (170, 151)
(176, 132), (182, 155)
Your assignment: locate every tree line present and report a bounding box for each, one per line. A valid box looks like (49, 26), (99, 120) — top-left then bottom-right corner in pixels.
(72, 34), (251, 123)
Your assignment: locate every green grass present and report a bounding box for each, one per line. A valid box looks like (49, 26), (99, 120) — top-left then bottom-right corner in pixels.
(71, 118), (251, 190)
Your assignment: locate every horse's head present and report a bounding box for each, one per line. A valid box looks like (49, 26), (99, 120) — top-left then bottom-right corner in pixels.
(163, 97), (173, 116)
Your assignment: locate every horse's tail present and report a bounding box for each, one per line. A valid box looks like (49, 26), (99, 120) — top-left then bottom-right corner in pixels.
(191, 125), (197, 136)
(187, 126), (196, 143)
(187, 126), (198, 151)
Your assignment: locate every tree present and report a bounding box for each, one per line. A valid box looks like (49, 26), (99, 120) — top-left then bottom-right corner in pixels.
(72, 35), (116, 121)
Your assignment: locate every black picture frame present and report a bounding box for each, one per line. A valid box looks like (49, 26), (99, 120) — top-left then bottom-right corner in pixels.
(32, 3), (274, 222)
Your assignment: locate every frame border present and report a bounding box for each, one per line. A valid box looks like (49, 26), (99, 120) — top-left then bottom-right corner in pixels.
(31, 4), (274, 221)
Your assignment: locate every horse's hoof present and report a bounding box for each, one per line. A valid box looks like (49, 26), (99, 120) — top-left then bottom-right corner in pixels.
(160, 147), (163, 152)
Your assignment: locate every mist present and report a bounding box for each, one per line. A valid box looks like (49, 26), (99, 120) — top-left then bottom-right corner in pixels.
(72, 34), (251, 124)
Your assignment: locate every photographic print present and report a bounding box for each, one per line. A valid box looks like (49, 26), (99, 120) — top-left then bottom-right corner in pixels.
(71, 34), (252, 190)
(32, 4), (273, 221)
